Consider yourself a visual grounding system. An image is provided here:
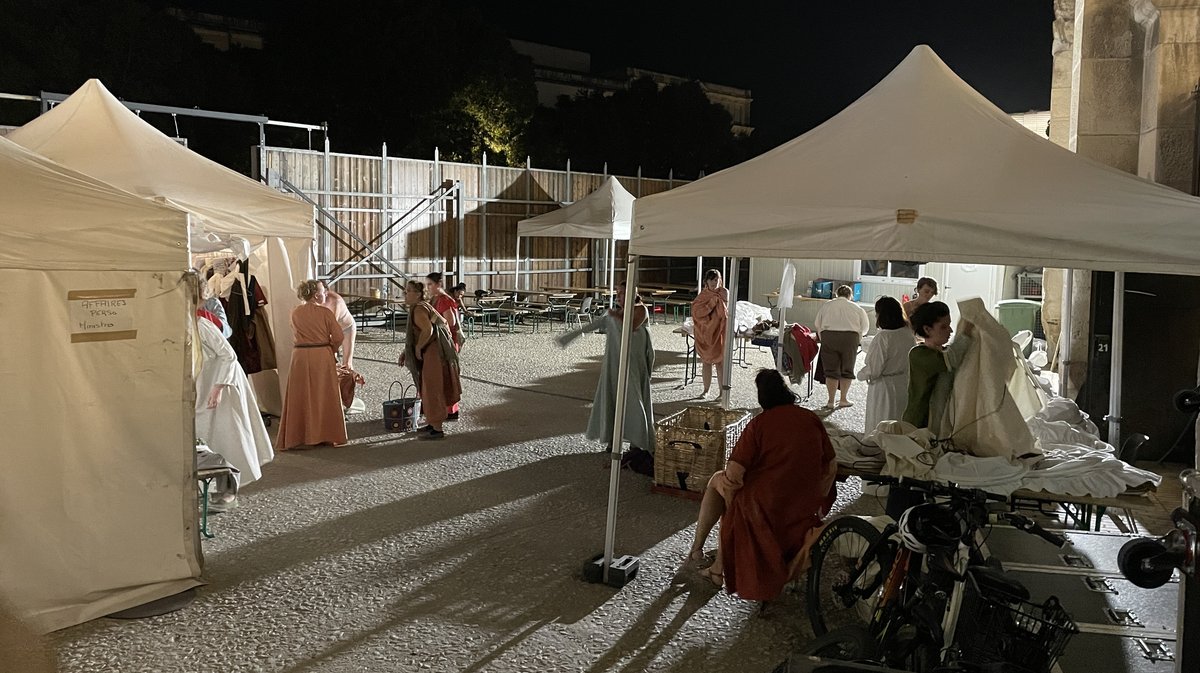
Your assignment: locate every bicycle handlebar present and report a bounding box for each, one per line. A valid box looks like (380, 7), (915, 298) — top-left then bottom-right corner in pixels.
(993, 512), (1070, 548)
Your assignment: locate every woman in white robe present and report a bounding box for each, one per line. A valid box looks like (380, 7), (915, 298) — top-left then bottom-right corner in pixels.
(856, 297), (911, 434)
(196, 316), (273, 485)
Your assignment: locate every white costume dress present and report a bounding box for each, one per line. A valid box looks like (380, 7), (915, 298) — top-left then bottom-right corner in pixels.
(195, 318), (273, 484)
(857, 327), (912, 434)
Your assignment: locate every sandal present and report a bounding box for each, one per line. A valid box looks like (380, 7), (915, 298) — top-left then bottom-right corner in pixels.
(837, 401), (854, 408)
(698, 566), (724, 588)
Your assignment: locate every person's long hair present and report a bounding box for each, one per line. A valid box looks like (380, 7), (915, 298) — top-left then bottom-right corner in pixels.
(756, 369), (796, 409)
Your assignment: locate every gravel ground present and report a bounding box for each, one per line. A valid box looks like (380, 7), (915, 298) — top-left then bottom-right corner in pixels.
(53, 321), (882, 673)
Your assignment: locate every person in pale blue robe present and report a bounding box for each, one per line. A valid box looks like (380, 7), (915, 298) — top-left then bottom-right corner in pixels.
(558, 284), (655, 472)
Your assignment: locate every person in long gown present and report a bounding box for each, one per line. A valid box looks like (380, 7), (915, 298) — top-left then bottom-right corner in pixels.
(425, 272), (462, 420)
(691, 269), (729, 398)
(557, 281), (656, 475)
(857, 296), (912, 434)
(275, 280), (347, 450)
(400, 280), (462, 440)
(316, 280), (356, 370)
(195, 282), (273, 485)
(684, 369), (837, 601)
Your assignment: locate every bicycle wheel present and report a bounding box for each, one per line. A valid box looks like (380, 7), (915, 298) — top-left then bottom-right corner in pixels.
(806, 515), (888, 637)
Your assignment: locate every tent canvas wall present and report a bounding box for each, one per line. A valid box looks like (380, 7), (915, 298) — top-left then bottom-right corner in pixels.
(590, 45), (1200, 580)
(0, 137), (201, 632)
(516, 176), (633, 304)
(6, 80), (316, 409)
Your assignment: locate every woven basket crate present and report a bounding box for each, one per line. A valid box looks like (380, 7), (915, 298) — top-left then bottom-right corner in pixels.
(653, 407), (751, 494)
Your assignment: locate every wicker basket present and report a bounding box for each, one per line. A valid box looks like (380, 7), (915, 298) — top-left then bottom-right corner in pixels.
(653, 407), (751, 495)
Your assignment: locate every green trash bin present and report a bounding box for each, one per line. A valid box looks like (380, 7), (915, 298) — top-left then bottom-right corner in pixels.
(994, 299), (1042, 355)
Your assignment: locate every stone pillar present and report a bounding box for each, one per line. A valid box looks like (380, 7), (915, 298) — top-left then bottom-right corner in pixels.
(1043, 0), (1076, 389)
(1138, 0), (1200, 193)
(1071, 0), (1148, 169)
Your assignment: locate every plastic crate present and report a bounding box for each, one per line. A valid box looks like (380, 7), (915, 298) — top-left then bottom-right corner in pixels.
(1018, 272), (1043, 299)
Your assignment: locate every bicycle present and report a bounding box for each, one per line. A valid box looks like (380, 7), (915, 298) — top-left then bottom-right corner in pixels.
(802, 475), (1078, 672)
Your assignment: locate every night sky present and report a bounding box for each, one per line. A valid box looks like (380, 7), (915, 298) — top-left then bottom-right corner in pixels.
(469, 0), (1055, 148)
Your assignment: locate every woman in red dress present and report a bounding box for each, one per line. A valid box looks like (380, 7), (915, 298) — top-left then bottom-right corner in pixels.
(684, 369), (838, 601)
(424, 272), (462, 420)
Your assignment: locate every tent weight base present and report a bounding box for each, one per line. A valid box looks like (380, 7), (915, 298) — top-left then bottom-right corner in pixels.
(582, 553), (640, 587)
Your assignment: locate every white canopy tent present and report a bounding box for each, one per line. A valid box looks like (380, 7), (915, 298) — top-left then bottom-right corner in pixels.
(516, 176), (633, 306)
(7, 80), (316, 409)
(0, 137), (201, 632)
(595, 45), (1200, 582)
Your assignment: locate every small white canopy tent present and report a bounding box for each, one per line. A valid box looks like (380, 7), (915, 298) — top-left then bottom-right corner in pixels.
(7, 80), (316, 409)
(594, 45), (1200, 582)
(516, 176), (633, 306)
(0, 137), (201, 632)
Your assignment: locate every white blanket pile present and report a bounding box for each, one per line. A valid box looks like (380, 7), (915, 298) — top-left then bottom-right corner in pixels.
(679, 301), (774, 337)
(831, 299), (1161, 498)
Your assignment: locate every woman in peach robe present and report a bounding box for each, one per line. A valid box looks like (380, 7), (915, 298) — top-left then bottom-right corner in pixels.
(684, 369), (837, 601)
(276, 280), (347, 450)
(691, 269), (729, 397)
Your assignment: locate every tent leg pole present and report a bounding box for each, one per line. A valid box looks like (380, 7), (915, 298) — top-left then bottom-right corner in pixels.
(1107, 272), (1124, 445)
(776, 306), (787, 371)
(599, 254), (639, 586)
(696, 256), (703, 293)
(1059, 269), (1073, 398)
(609, 237), (617, 308)
(515, 239), (520, 292)
(720, 257), (741, 409)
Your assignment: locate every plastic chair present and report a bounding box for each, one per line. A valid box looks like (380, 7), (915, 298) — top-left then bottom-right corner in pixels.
(566, 297), (593, 330)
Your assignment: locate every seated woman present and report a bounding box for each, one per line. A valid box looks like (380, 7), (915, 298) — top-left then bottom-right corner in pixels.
(684, 369), (837, 601)
(902, 301), (975, 432)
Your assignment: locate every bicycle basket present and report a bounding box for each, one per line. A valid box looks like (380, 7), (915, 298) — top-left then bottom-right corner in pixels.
(954, 576), (1078, 672)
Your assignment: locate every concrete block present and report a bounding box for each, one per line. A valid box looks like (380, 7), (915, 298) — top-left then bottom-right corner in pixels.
(1075, 135), (1141, 174)
(1079, 0), (1139, 58)
(1075, 59), (1143, 134)
(1159, 7), (1200, 44)
(1143, 126), (1196, 192)
(1143, 43), (1200, 126)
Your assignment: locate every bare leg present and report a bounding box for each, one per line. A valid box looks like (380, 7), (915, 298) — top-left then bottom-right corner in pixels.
(825, 378), (838, 407)
(702, 363), (713, 395)
(838, 377), (852, 404)
(689, 481), (726, 560)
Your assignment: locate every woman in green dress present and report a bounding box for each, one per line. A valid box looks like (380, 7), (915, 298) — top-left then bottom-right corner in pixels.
(902, 301), (975, 434)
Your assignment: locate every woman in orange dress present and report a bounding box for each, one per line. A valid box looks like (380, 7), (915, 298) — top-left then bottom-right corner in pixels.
(400, 280), (462, 440)
(275, 280), (347, 450)
(691, 269), (729, 397)
(684, 369), (837, 601)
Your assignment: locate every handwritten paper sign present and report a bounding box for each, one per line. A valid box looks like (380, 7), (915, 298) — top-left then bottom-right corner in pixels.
(67, 289), (137, 343)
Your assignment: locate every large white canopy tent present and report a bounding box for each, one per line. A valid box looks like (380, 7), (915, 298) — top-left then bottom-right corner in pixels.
(0, 137), (201, 632)
(597, 45), (1200, 581)
(7, 79), (316, 410)
(516, 175), (633, 306)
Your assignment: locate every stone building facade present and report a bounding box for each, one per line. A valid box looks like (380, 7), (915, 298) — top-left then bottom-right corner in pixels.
(1044, 0), (1200, 458)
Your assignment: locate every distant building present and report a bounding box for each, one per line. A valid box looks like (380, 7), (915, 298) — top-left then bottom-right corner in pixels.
(510, 39), (753, 135)
(166, 7), (264, 51)
(1010, 110), (1051, 138)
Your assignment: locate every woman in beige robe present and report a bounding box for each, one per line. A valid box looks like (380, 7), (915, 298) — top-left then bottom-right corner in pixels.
(276, 280), (347, 450)
(691, 269), (729, 397)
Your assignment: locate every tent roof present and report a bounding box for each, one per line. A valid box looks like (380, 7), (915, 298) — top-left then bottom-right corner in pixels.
(7, 79), (312, 242)
(632, 46), (1200, 275)
(0, 137), (190, 271)
(518, 176), (633, 240)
